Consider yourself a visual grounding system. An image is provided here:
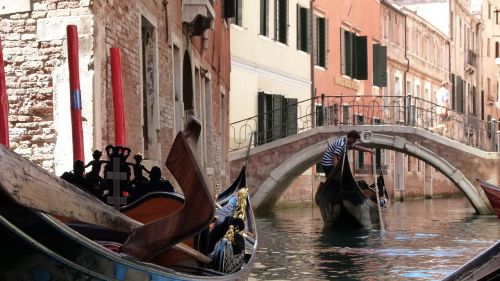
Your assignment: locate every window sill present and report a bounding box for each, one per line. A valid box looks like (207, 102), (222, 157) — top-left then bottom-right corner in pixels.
(314, 65), (326, 71)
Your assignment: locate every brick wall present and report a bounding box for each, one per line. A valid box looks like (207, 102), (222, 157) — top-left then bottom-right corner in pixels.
(1, 0), (94, 171)
(1, 0), (231, 191)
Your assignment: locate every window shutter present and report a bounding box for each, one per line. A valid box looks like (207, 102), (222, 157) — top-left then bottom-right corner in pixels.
(257, 92), (267, 145)
(318, 17), (326, 67)
(260, 0), (268, 35)
(312, 14), (318, 65)
(450, 73), (456, 110)
(286, 98), (298, 136)
(354, 35), (367, 80)
(315, 105), (324, 126)
(277, 0), (288, 44)
(306, 8), (312, 53)
(373, 44), (387, 87)
(222, 0), (234, 19)
(301, 7), (309, 52)
(345, 31), (353, 77)
(324, 18), (329, 69)
(341, 28), (346, 74)
(236, 0), (242, 25)
(297, 4), (302, 50)
(272, 94), (284, 140)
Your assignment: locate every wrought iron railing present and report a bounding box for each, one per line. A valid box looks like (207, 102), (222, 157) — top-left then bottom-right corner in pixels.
(229, 94), (499, 152)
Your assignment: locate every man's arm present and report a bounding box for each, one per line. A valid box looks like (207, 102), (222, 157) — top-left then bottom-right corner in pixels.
(352, 144), (373, 154)
(331, 154), (341, 168)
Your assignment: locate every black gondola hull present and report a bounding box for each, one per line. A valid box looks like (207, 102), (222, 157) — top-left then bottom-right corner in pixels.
(315, 156), (380, 228)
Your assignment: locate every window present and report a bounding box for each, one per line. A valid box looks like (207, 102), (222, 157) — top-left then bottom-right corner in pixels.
(296, 4), (310, 52)
(342, 105), (350, 125)
(373, 44), (387, 87)
(488, 38), (491, 57)
(257, 92), (297, 145)
(234, 0), (242, 26)
(496, 42), (499, 58)
(260, 0), (269, 36)
(316, 17), (327, 67)
(276, 0), (288, 44)
(224, 0), (242, 25)
(141, 16), (160, 159)
(340, 28), (367, 79)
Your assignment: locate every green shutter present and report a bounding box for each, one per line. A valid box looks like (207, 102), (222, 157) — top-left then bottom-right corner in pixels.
(306, 8), (311, 53)
(316, 105), (324, 126)
(272, 94), (284, 140)
(297, 5), (308, 51)
(373, 44), (387, 87)
(345, 31), (353, 77)
(354, 35), (367, 80)
(318, 17), (326, 67)
(223, 0), (235, 19)
(297, 4), (301, 50)
(236, 0), (242, 25)
(257, 92), (267, 145)
(312, 15), (318, 65)
(286, 98), (298, 136)
(278, 0), (288, 44)
(324, 18), (329, 68)
(261, 0), (269, 36)
(301, 7), (309, 52)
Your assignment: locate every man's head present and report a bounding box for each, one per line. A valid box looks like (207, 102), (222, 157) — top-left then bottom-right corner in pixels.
(442, 81), (451, 88)
(346, 130), (361, 145)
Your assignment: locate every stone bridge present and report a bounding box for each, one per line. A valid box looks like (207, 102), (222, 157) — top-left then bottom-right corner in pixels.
(228, 125), (500, 215)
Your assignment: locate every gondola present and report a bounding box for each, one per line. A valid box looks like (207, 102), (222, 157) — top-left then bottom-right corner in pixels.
(0, 127), (257, 280)
(478, 179), (500, 219)
(442, 240), (500, 281)
(315, 155), (380, 228)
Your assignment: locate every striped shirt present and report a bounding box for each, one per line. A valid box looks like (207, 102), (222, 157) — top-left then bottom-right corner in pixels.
(321, 137), (353, 166)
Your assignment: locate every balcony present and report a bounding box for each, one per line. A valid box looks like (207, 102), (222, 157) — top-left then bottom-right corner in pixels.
(466, 49), (477, 67)
(182, 0), (215, 36)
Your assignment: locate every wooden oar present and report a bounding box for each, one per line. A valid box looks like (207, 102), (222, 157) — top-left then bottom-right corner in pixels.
(0, 142), (213, 264)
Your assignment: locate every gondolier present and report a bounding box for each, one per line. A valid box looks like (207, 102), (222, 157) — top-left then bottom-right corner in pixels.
(321, 130), (373, 176)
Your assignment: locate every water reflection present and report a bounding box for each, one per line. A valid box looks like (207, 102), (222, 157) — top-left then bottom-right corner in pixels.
(249, 197), (500, 280)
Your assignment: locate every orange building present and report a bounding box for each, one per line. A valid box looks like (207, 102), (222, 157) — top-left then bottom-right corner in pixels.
(313, 0), (384, 97)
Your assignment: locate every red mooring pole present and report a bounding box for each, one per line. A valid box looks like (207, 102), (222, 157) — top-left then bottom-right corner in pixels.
(0, 40), (10, 148)
(110, 48), (126, 146)
(0, 38), (8, 148)
(67, 25), (84, 162)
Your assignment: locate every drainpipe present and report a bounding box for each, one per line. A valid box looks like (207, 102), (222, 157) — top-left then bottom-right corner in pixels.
(404, 12), (410, 125)
(310, 0), (316, 129)
(309, 0), (316, 210)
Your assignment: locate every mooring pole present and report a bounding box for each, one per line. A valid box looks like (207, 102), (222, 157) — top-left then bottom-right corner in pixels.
(110, 48), (126, 146)
(373, 153), (385, 231)
(0, 38), (9, 148)
(67, 25), (84, 162)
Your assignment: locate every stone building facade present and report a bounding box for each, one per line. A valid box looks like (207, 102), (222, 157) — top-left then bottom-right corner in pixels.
(0, 0), (231, 191)
(381, 1), (460, 200)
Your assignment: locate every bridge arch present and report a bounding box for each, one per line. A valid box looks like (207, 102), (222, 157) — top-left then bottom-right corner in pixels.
(251, 132), (491, 215)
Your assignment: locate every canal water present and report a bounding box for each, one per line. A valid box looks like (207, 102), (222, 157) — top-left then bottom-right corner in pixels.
(249, 197), (500, 280)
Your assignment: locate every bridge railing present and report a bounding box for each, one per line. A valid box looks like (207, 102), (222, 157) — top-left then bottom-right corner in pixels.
(229, 94), (499, 152)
